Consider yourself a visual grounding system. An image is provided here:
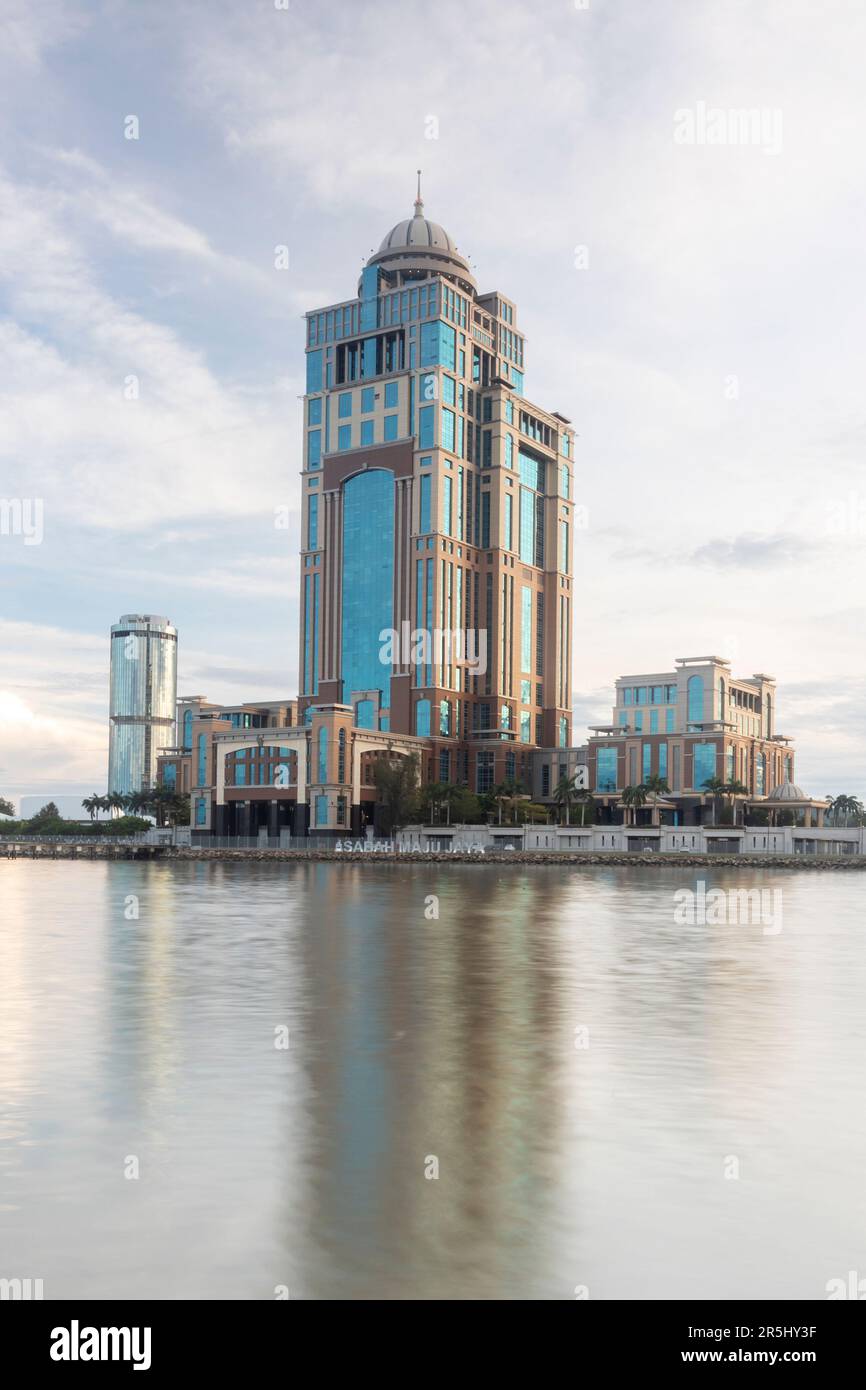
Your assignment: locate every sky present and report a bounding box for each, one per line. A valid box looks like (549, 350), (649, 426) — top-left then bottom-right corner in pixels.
(1, 0), (865, 812)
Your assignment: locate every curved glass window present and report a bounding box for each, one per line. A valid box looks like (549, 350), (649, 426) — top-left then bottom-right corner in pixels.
(317, 726), (328, 783)
(415, 699), (431, 736)
(687, 675), (704, 725)
(355, 699), (375, 729)
(693, 742), (716, 789)
(341, 469), (394, 708)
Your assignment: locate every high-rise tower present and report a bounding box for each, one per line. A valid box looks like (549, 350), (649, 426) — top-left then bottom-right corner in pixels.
(107, 614), (178, 795)
(298, 181), (574, 798)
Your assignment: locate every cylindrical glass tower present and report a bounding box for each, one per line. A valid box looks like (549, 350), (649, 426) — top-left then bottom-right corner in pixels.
(107, 615), (178, 795)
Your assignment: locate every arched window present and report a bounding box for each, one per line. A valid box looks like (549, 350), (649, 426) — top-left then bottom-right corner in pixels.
(415, 699), (431, 736)
(355, 699), (375, 730)
(317, 726), (328, 783)
(687, 674), (704, 725)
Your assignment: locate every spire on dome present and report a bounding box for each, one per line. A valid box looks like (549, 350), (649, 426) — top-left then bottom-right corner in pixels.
(413, 169), (424, 218)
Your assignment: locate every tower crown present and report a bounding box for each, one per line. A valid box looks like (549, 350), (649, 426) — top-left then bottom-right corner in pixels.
(365, 172), (476, 290)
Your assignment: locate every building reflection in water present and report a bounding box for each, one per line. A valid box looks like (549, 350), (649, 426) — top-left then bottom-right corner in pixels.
(291, 865), (566, 1299)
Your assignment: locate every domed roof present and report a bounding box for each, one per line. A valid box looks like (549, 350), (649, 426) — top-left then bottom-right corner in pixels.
(377, 214), (458, 255)
(365, 173), (476, 291)
(767, 779), (809, 802)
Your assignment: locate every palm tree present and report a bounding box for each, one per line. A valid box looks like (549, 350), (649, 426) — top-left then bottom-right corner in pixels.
(702, 775), (727, 826)
(489, 781), (514, 826)
(621, 783), (648, 826)
(828, 794), (864, 827)
(642, 774), (671, 827)
(81, 794), (100, 822)
(552, 773), (578, 826)
(107, 792), (126, 819)
(574, 788), (595, 827)
(725, 778), (749, 826)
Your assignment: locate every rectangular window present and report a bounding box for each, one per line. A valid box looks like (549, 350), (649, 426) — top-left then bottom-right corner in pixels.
(443, 476), (453, 535)
(650, 709), (658, 734)
(307, 429), (321, 468)
(666, 708), (675, 733)
(521, 585), (532, 672)
(306, 350), (323, 393)
(441, 407), (455, 453)
(504, 492), (513, 549)
(596, 747), (618, 792)
(476, 751), (494, 794)
(360, 419), (374, 446)
(659, 743), (668, 779)
(361, 386), (375, 413)
(520, 711), (531, 743)
(337, 424), (351, 451)
(384, 414), (398, 441)
(635, 711), (643, 733)
(419, 404), (435, 449)
(195, 796), (207, 826)
(643, 743), (652, 780)
(481, 491), (490, 548)
(384, 381), (398, 408)
(420, 473), (431, 533)
(308, 397), (322, 426)
(519, 486), (535, 564)
(442, 375), (456, 405)
(307, 494), (318, 549)
(338, 392), (352, 418)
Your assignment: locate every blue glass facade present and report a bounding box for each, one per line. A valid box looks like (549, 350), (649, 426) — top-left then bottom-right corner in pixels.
(693, 742), (716, 789)
(341, 469), (394, 707)
(597, 747), (618, 792)
(688, 674), (704, 725)
(420, 320), (456, 369)
(355, 699), (375, 729)
(415, 699), (431, 736)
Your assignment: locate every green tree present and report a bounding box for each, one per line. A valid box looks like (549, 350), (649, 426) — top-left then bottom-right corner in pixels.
(702, 775), (728, 826)
(373, 753), (420, 835)
(725, 778), (749, 826)
(0, 796), (15, 817)
(552, 773), (578, 826)
(621, 784), (648, 826)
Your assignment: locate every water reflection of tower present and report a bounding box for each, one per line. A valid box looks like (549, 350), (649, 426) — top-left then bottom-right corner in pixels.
(290, 865), (565, 1299)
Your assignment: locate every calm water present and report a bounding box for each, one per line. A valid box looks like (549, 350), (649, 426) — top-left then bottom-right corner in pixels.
(1, 860), (864, 1300)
